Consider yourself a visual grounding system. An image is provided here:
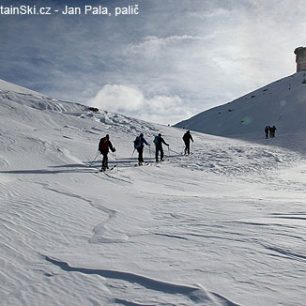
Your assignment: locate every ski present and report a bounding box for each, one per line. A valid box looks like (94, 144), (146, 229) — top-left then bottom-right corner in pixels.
(86, 165), (116, 173)
(98, 165), (117, 172)
(134, 162), (151, 167)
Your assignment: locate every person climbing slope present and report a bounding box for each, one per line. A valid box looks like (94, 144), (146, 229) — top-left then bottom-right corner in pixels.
(134, 133), (149, 166)
(98, 134), (116, 171)
(153, 133), (169, 162)
(182, 130), (194, 155)
(265, 126), (270, 139)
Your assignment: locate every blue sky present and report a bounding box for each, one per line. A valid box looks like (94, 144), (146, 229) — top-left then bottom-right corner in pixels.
(1, 0), (306, 124)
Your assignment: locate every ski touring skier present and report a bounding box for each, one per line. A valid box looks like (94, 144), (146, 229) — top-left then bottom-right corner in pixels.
(182, 130), (193, 155)
(98, 134), (116, 171)
(153, 133), (169, 162)
(265, 126), (270, 139)
(134, 133), (149, 166)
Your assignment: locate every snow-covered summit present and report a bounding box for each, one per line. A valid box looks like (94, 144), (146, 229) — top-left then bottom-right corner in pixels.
(176, 72), (306, 138)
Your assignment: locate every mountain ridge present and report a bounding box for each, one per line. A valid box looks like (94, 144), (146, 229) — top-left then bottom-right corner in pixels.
(175, 72), (306, 138)
(0, 78), (45, 97)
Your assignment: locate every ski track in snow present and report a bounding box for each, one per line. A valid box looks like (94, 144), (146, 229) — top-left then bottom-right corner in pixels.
(168, 143), (300, 178)
(1, 87), (306, 305)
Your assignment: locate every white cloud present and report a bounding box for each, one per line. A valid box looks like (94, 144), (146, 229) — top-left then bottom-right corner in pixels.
(89, 85), (143, 112)
(129, 35), (204, 50)
(88, 84), (192, 125)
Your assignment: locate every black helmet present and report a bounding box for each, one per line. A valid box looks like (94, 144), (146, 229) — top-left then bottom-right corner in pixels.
(140, 133), (144, 137)
(106, 134), (109, 139)
(158, 133), (161, 136)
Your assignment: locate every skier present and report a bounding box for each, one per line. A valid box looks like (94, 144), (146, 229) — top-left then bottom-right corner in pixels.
(134, 133), (149, 166)
(98, 134), (116, 171)
(268, 126), (273, 138)
(265, 126), (270, 139)
(271, 125), (277, 138)
(153, 133), (169, 162)
(182, 130), (194, 155)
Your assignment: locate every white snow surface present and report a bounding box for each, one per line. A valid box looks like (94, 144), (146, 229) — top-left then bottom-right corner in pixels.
(0, 79), (44, 97)
(176, 72), (306, 140)
(1, 79), (306, 306)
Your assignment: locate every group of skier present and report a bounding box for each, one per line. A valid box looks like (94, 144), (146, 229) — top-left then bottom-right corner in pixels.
(264, 125), (277, 139)
(98, 130), (194, 171)
(98, 125), (281, 171)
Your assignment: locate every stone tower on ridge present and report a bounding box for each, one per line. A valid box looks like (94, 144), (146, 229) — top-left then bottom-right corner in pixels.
(294, 47), (306, 72)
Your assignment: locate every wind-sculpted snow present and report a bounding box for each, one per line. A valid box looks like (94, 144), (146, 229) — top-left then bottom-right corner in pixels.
(45, 256), (240, 306)
(1, 80), (306, 305)
(0, 88), (159, 133)
(0, 91), (80, 113)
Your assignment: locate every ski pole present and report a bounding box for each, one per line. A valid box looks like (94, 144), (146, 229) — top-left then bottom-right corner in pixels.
(89, 151), (100, 167)
(131, 148), (135, 158)
(168, 146), (170, 157)
(169, 148), (181, 155)
(110, 151), (117, 167)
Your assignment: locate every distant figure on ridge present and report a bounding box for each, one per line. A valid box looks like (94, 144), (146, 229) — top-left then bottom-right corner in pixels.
(153, 133), (169, 162)
(265, 126), (270, 139)
(271, 125), (277, 138)
(182, 130), (194, 155)
(98, 134), (116, 171)
(134, 133), (149, 166)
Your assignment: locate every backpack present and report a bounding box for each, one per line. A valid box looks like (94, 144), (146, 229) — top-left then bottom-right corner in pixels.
(99, 137), (108, 153)
(153, 136), (159, 145)
(134, 136), (141, 149)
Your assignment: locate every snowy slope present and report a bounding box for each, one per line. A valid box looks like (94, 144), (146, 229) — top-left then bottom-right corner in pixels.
(0, 79), (44, 97)
(1, 80), (306, 306)
(176, 72), (306, 139)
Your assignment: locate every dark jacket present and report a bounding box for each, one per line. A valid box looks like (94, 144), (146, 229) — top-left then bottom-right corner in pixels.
(99, 137), (115, 154)
(135, 135), (149, 150)
(154, 135), (168, 149)
(183, 132), (193, 144)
